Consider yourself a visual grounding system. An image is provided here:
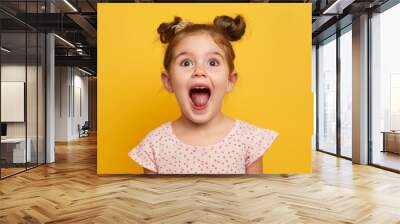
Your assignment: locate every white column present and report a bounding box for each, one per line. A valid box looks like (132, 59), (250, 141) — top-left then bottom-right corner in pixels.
(352, 14), (369, 164)
(45, 1), (55, 163)
(46, 32), (55, 163)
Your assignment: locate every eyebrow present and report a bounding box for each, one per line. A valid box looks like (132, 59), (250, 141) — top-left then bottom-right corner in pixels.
(209, 51), (225, 59)
(174, 51), (225, 59)
(174, 51), (190, 58)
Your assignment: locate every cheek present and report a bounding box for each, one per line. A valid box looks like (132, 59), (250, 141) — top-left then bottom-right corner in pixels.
(211, 79), (230, 98)
(170, 74), (188, 93)
(209, 66), (230, 87)
(213, 72), (230, 87)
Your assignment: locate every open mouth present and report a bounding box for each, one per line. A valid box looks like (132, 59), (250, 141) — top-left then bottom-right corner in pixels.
(189, 86), (211, 110)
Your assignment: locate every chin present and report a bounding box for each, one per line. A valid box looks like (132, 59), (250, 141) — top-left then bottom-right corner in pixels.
(188, 115), (212, 125)
(182, 106), (216, 125)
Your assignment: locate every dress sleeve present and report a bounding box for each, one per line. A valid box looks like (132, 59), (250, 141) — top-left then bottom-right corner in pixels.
(128, 136), (158, 172)
(245, 128), (279, 167)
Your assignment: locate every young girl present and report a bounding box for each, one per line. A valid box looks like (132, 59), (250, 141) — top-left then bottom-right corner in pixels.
(128, 15), (278, 174)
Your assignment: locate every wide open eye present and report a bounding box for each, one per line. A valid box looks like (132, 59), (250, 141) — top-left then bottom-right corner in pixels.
(180, 59), (193, 67)
(208, 58), (220, 67)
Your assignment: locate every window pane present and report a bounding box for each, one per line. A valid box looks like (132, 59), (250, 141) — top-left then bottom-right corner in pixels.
(318, 36), (337, 154)
(27, 31), (38, 169)
(1, 30), (28, 177)
(340, 28), (352, 158)
(371, 3), (400, 171)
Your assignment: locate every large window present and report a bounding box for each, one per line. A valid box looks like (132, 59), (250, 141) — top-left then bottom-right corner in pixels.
(339, 27), (352, 158)
(371, 3), (400, 171)
(317, 35), (337, 154)
(317, 26), (353, 159)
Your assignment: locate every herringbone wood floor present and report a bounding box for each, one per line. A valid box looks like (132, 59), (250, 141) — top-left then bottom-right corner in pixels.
(1, 134), (400, 224)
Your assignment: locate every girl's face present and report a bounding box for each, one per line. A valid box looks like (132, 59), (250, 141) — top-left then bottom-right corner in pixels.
(162, 32), (237, 124)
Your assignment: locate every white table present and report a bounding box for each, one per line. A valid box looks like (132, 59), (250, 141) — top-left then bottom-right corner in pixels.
(1, 138), (31, 163)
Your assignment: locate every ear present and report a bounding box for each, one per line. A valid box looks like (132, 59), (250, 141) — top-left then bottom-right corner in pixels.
(161, 71), (174, 93)
(226, 71), (238, 92)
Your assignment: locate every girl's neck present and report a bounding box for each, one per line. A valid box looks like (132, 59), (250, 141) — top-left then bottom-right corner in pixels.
(174, 112), (231, 132)
(171, 112), (237, 146)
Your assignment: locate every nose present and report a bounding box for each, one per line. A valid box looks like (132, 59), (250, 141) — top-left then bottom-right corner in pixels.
(192, 64), (207, 78)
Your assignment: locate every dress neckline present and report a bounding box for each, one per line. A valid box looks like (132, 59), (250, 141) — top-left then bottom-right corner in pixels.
(167, 120), (239, 149)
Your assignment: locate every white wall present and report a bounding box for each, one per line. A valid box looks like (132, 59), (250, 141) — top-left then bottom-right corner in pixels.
(55, 67), (89, 141)
(73, 72), (89, 138)
(1, 63), (46, 164)
(1, 65), (38, 137)
(1, 65), (26, 133)
(55, 67), (70, 141)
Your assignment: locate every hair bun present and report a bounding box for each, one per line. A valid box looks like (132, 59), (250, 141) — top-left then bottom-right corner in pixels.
(157, 16), (183, 43)
(213, 15), (246, 41)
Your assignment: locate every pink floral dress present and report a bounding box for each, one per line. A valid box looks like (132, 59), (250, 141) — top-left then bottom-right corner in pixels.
(128, 120), (278, 174)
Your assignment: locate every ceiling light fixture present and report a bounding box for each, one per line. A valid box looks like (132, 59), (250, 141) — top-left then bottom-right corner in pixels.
(78, 67), (93, 76)
(63, 0), (78, 12)
(54, 34), (75, 48)
(1, 47), (11, 53)
(76, 48), (85, 55)
(322, 0), (354, 15)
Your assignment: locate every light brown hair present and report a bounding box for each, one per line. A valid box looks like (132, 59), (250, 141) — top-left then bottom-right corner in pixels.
(157, 15), (246, 73)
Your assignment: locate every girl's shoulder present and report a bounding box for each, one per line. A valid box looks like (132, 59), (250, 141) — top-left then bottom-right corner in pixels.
(141, 122), (172, 142)
(234, 120), (279, 167)
(236, 120), (277, 134)
(235, 120), (279, 142)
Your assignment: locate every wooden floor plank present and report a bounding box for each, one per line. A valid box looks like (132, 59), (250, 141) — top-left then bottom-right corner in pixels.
(0, 134), (399, 223)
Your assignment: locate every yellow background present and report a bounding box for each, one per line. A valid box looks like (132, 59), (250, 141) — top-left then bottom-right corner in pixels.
(98, 3), (312, 174)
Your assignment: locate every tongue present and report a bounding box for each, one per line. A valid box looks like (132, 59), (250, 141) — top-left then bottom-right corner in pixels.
(191, 93), (209, 107)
